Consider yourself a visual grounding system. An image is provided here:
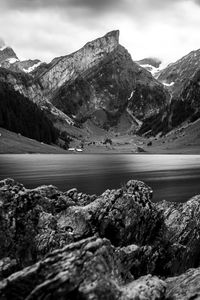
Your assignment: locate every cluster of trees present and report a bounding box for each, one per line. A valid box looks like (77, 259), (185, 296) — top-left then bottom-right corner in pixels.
(0, 81), (58, 144)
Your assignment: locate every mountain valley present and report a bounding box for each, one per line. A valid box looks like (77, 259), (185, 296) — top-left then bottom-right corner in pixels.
(1, 31), (200, 153)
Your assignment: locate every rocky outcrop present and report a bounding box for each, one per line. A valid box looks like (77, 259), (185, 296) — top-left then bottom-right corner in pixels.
(139, 48), (200, 137)
(0, 237), (166, 300)
(158, 49), (200, 97)
(0, 46), (18, 64)
(49, 38), (169, 131)
(39, 30), (120, 93)
(1, 178), (200, 299)
(0, 178), (164, 268)
(0, 30), (170, 138)
(166, 267), (200, 300)
(156, 195), (200, 273)
(0, 68), (74, 129)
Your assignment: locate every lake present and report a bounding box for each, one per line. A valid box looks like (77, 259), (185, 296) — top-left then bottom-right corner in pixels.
(0, 154), (200, 202)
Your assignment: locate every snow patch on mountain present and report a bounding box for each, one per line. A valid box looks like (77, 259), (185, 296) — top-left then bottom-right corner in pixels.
(163, 81), (175, 87)
(5, 57), (19, 64)
(23, 61), (42, 73)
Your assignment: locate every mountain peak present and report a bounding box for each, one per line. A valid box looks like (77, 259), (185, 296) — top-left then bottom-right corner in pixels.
(104, 30), (120, 41)
(83, 29), (120, 52)
(0, 46), (18, 64)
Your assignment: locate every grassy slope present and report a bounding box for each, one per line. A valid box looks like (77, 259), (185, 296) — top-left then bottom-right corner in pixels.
(0, 127), (67, 154)
(143, 119), (200, 154)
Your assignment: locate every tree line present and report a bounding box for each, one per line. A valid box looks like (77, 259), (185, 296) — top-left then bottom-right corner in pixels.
(0, 81), (58, 144)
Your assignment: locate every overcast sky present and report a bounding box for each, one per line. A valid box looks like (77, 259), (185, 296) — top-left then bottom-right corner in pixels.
(0, 0), (200, 65)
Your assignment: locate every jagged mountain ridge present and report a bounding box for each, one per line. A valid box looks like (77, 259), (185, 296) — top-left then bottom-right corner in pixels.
(35, 31), (169, 133)
(139, 48), (200, 137)
(0, 46), (18, 64)
(0, 30), (169, 139)
(158, 48), (200, 96)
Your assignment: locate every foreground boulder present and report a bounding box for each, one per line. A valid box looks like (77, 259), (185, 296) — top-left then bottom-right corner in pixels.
(0, 237), (166, 300)
(166, 267), (200, 300)
(156, 195), (200, 273)
(1, 178), (200, 299)
(0, 178), (164, 270)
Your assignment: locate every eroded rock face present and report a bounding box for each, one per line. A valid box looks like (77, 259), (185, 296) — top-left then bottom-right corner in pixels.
(0, 47), (18, 64)
(0, 178), (164, 268)
(166, 267), (200, 300)
(49, 41), (169, 131)
(156, 196), (200, 273)
(1, 178), (200, 299)
(0, 30), (169, 136)
(0, 236), (166, 300)
(39, 30), (120, 93)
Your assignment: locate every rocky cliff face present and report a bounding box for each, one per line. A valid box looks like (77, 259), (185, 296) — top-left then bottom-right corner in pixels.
(158, 49), (200, 96)
(138, 49), (200, 137)
(0, 31), (170, 138)
(36, 31), (169, 132)
(39, 30), (120, 93)
(0, 178), (200, 299)
(0, 46), (18, 64)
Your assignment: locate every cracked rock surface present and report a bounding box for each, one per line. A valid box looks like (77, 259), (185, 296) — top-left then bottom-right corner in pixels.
(0, 178), (200, 299)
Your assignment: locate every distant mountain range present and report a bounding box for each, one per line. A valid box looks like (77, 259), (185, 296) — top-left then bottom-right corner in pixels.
(0, 31), (200, 151)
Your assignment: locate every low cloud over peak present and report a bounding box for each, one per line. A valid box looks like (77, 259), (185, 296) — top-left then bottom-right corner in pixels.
(0, 0), (200, 64)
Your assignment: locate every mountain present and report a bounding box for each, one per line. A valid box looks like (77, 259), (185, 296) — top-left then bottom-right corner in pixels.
(0, 46), (18, 64)
(0, 81), (58, 145)
(139, 48), (200, 137)
(0, 31), (169, 142)
(36, 31), (169, 133)
(158, 49), (200, 95)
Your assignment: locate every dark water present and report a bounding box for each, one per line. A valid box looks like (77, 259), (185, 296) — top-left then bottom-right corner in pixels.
(0, 154), (200, 202)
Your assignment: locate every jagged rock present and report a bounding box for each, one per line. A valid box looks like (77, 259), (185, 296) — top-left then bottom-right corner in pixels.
(117, 242), (187, 280)
(58, 180), (165, 247)
(1, 178), (200, 299)
(156, 195), (200, 273)
(166, 267), (200, 300)
(0, 178), (165, 273)
(0, 46), (18, 64)
(49, 33), (169, 131)
(0, 179), (74, 267)
(0, 257), (18, 280)
(0, 237), (166, 300)
(0, 30), (169, 139)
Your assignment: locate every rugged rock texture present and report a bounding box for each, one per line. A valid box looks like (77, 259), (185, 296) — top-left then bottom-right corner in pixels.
(0, 30), (170, 139)
(139, 49), (200, 137)
(1, 59), (42, 74)
(166, 267), (200, 300)
(0, 46), (18, 64)
(158, 49), (200, 97)
(1, 178), (200, 299)
(0, 237), (166, 300)
(0, 68), (74, 131)
(156, 195), (200, 273)
(0, 178), (164, 268)
(44, 32), (168, 132)
(39, 30), (120, 93)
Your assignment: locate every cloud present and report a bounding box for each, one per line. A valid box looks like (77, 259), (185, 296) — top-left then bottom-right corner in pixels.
(2, 0), (123, 12)
(0, 0), (200, 65)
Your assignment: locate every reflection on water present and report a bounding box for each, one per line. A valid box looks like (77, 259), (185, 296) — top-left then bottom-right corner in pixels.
(0, 154), (200, 202)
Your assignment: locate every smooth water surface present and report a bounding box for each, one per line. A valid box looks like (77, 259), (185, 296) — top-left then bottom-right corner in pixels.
(0, 154), (200, 202)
